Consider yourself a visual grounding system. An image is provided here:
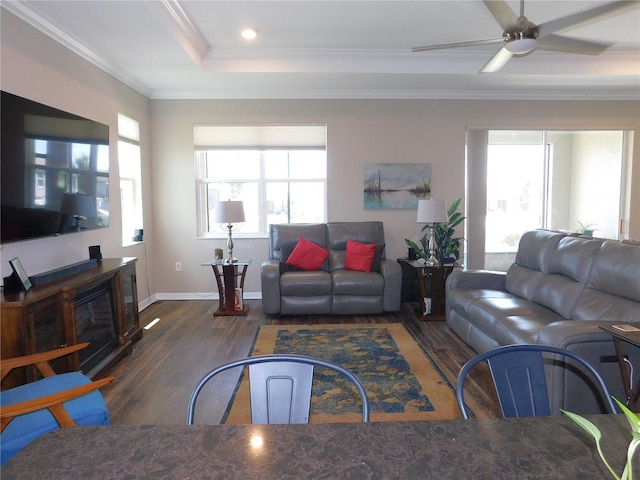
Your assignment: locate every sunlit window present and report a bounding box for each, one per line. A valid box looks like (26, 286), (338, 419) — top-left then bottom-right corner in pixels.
(482, 130), (630, 271)
(118, 114), (143, 245)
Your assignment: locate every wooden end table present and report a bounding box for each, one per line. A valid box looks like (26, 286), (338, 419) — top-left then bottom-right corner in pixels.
(203, 260), (252, 316)
(599, 324), (640, 412)
(397, 259), (455, 321)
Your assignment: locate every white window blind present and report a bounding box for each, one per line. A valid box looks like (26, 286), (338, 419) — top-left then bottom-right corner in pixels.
(194, 125), (326, 149)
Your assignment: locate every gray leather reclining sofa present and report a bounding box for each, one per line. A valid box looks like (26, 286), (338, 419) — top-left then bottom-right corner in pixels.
(261, 222), (402, 315)
(446, 229), (640, 414)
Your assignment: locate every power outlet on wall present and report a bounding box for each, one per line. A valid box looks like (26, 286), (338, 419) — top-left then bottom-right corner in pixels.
(175, 262), (182, 272)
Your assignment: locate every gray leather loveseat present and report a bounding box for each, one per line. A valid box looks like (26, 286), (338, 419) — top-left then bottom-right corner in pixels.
(261, 222), (401, 315)
(446, 229), (640, 414)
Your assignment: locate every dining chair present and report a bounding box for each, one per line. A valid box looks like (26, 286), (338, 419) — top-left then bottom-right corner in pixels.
(186, 354), (370, 424)
(456, 344), (617, 419)
(0, 343), (113, 465)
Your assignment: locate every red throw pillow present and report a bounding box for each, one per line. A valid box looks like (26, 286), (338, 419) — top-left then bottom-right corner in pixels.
(344, 240), (377, 272)
(285, 237), (329, 271)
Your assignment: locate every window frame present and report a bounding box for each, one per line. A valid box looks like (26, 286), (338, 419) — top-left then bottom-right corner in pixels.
(195, 147), (327, 239)
(117, 114), (143, 246)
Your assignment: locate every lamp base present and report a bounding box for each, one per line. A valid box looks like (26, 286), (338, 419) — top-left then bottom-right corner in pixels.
(226, 223), (236, 263)
(427, 224), (440, 267)
(426, 254), (440, 267)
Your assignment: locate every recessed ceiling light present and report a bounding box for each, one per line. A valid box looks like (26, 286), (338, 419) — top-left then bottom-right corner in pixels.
(241, 28), (258, 40)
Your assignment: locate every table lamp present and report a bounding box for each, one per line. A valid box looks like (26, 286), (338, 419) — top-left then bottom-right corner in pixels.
(416, 198), (447, 266)
(214, 200), (245, 263)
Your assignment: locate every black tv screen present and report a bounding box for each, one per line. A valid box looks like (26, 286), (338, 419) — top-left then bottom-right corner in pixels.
(1, 91), (109, 244)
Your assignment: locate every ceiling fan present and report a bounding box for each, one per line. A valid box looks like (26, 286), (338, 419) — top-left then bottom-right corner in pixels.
(412, 0), (638, 73)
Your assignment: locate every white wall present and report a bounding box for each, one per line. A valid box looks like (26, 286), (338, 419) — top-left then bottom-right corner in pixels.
(0, 11), (154, 307)
(3, 11), (640, 302)
(151, 99), (640, 297)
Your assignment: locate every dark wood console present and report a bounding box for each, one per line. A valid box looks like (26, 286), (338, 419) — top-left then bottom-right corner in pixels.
(1, 257), (142, 388)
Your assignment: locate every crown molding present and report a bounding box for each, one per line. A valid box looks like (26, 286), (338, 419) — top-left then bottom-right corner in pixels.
(146, 0), (210, 66)
(150, 87), (640, 101)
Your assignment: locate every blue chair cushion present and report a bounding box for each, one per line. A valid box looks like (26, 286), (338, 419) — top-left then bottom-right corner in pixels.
(0, 372), (110, 465)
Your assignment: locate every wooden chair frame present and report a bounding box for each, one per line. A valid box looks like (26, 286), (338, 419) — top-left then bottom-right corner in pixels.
(0, 343), (113, 432)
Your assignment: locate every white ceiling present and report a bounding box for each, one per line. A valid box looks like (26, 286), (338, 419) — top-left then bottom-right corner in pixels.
(4, 0), (640, 100)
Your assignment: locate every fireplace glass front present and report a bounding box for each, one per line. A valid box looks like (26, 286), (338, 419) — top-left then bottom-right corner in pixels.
(74, 282), (118, 373)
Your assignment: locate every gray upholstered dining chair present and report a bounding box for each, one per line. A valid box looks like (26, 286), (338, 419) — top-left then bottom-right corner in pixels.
(456, 344), (617, 419)
(186, 354), (370, 424)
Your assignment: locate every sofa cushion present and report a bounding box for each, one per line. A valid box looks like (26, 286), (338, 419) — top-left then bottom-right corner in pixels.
(513, 230), (568, 272)
(281, 295), (332, 315)
(446, 288), (516, 318)
(587, 241), (640, 302)
(0, 372), (110, 466)
(530, 237), (605, 318)
(332, 270), (384, 296)
(571, 241), (640, 323)
(466, 297), (564, 340)
(285, 237), (329, 271)
(270, 223), (327, 261)
(280, 270), (332, 296)
(505, 230), (567, 300)
(327, 222), (386, 253)
(494, 315), (563, 345)
(504, 265), (545, 301)
(547, 237), (604, 281)
(344, 240), (377, 272)
(279, 241), (301, 272)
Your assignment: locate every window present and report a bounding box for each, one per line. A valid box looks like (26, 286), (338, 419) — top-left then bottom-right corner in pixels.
(466, 129), (632, 271)
(118, 114), (143, 245)
(194, 125), (327, 237)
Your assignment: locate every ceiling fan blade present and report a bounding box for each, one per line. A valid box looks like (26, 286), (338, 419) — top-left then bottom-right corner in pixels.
(537, 34), (613, 55)
(480, 46), (514, 73)
(480, 47), (513, 73)
(537, 1), (639, 38)
(412, 38), (504, 53)
(482, 0), (519, 31)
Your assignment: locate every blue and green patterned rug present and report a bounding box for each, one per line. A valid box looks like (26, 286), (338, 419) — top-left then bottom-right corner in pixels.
(224, 324), (460, 423)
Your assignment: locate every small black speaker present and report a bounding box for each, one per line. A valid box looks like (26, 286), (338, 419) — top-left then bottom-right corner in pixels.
(89, 245), (102, 263)
(3, 272), (23, 293)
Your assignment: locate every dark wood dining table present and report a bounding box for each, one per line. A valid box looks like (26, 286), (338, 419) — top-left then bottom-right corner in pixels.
(2, 415), (635, 479)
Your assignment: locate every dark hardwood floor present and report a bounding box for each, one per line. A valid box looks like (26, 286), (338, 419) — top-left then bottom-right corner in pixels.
(102, 300), (501, 424)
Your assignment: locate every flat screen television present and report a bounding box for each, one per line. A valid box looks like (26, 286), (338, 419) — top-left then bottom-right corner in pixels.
(1, 91), (109, 244)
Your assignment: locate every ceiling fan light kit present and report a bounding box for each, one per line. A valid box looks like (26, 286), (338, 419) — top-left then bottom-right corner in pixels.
(412, 0), (638, 73)
(505, 37), (538, 55)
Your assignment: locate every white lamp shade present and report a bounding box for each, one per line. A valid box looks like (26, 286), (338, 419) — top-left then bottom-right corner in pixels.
(416, 198), (447, 224)
(214, 200), (245, 224)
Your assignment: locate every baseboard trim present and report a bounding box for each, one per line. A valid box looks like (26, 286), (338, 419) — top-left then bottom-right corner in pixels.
(153, 292), (261, 302)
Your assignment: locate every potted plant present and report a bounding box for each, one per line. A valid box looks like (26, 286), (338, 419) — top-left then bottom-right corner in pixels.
(577, 221), (597, 236)
(562, 397), (639, 480)
(405, 197), (466, 265)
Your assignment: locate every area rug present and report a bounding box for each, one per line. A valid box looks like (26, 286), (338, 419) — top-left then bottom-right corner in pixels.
(223, 323), (461, 423)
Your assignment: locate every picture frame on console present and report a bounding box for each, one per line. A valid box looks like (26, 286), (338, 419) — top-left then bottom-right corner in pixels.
(8, 257), (32, 292)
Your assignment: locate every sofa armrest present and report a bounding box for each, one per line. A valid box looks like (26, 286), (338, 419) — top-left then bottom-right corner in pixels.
(260, 260), (281, 314)
(446, 269), (507, 291)
(379, 259), (402, 311)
